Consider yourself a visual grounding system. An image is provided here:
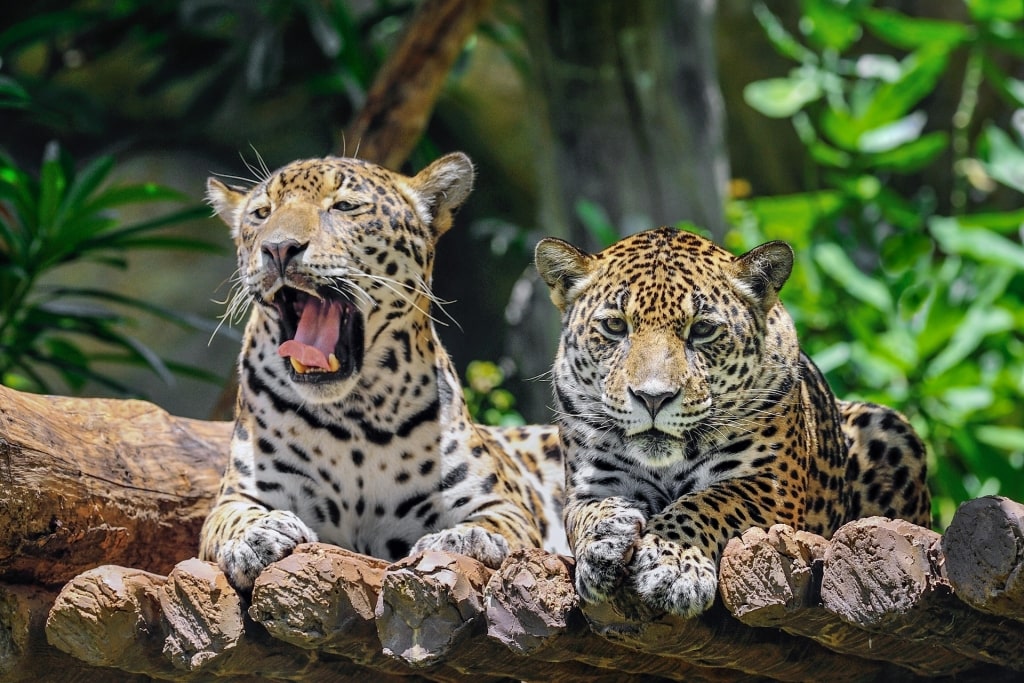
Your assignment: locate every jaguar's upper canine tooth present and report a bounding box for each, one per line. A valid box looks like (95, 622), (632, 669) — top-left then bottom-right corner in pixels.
(290, 357), (309, 374)
(328, 353), (341, 372)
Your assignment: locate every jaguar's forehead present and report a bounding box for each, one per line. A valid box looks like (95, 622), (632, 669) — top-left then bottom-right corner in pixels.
(597, 229), (730, 271)
(262, 157), (398, 200)
(586, 229), (737, 316)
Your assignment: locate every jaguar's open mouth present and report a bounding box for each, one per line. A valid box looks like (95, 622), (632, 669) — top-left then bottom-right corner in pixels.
(273, 287), (364, 383)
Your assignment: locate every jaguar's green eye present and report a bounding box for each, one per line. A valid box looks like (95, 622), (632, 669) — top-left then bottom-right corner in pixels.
(599, 316), (628, 338)
(250, 205), (271, 220)
(688, 320), (719, 342)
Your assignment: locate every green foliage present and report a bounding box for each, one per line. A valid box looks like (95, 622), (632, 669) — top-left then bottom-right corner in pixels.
(0, 1), (412, 159)
(0, 142), (221, 395)
(733, 0), (1024, 525)
(464, 360), (525, 427)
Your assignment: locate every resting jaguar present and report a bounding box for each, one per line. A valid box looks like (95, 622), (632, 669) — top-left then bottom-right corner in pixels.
(199, 153), (567, 591)
(535, 227), (930, 617)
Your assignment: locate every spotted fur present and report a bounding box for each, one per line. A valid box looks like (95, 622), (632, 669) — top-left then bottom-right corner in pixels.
(199, 153), (567, 591)
(535, 227), (930, 617)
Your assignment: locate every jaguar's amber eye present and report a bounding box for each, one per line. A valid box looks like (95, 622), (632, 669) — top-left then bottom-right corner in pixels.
(599, 316), (628, 338)
(250, 205), (271, 220)
(688, 320), (719, 342)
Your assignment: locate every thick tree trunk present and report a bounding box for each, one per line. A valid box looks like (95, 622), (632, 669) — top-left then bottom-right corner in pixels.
(342, 0), (494, 170)
(509, 0), (730, 422)
(523, 0), (729, 248)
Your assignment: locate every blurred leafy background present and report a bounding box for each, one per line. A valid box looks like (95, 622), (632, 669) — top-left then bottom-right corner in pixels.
(0, 0), (1021, 527)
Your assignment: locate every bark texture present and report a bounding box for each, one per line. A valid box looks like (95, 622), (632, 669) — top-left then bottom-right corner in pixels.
(4, 389), (1024, 682)
(341, 0), (494, 169)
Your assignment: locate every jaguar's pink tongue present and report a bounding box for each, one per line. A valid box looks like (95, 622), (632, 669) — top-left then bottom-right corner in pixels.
(277, 297), (342, 370)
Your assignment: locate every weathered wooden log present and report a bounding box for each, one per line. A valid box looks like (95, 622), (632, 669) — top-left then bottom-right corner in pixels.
(7, 381), (1024, 680)
(0, 384), (229, 587)
(374, 550), (493, 669)
(371, 548), (712, 681)
(44, 559), (390, 682)
(249, 542), (442, 680)
(46, 565), (173, 678)
(943, 495), (1024, 622)
(2, 582), (150, 683)
(720, 525), (977, 677)
(485, 548), (755, 683)
(581, 588), (881, 683)
(822, 517), (1024, 671)
(485, 548), (579, 653)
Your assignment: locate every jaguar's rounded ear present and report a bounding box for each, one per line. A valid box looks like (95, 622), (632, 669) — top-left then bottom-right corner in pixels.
(410, 152), (475, 239)
(732, 240), (794, 311)
(206, 177), (248, 236)
(535, 238), (593, 312)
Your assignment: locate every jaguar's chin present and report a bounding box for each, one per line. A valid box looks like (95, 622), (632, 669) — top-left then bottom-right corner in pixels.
(272, 286), (365, 386)
(626, 430), (688, 467)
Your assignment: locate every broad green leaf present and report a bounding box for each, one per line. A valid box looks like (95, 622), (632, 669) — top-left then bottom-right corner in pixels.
(881, 232), (933, 274)
(62, 154), (114, 218)
(0, 75), (29, 108)
(43, 338), (89, 390)
(982, 58), (1024, 107)
(863, 43), (949, 122)
(978, 124), (1024, 193)
(810, 342), (852, 375)
(792, 112), (851, 168)
(863, 131), (948, 172)
(753, 3), (819, 64)
(951, 208), (1024, 233)
(813, 243), (893, 312)
(897, 281), (932, 321)
(986, 23), (1024, 58)
(926, 306), (1014, 379)
(79, 321), (175, 386)
(875, 186), (926, 230)
(575, 199), (619, 248)
(744, 76), (822, 118)
(37, 142), (67, 235)
(861, 8), (970, 49)
(97, 235), (222, 253)
(930, 216), (1024, 269)
(808, 140), (852, 168)
(737, 191), (844, 246)
(855, 54), (903, 82)
(858, 111), (927, 153)
(800, 0), (862, 52)
(975, 425), (1024, 452)
(939, 386), (994, 417)
(44, 287), (220, 332)
(81, 183), (186, 216)
(966, 0), (1024, 22)
(0, 9), (99, 54)
(31, 349), (135, 395)
(822, 44), (950, 150)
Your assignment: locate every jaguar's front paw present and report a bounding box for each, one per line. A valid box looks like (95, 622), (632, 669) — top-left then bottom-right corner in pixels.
(218, 510), (316, 592)
(630, 534), (718, 618)
(573, 509), (645, 602)
(412, 526), (510, 568)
